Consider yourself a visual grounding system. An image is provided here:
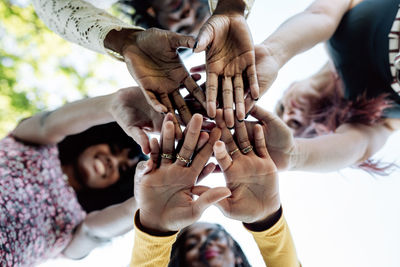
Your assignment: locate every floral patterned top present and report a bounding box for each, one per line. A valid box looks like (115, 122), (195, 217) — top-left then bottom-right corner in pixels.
(0, 135), (86, 267)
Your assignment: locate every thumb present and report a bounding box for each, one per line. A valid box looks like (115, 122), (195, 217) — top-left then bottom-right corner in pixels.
(192, 186), (231, 217)
(128, 126), (150, 154)
(135, 160), (153, 177)
(194, 23), (214, 53)
(170, 33), (196, 49)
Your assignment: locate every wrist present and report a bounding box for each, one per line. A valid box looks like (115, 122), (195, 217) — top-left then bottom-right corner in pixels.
(288, 139), (307, 171)
(137, 210), (176, 237)
(104, 28), (141, 56)
(214, 0), (246, 15)
(261, 39), (290, 69)
(244, 206), (282, 232)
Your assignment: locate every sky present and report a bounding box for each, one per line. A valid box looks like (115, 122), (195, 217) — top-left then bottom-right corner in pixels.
(38, 0), (400, 267)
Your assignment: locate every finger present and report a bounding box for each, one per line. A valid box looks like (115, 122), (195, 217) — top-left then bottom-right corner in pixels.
(222, 76), (234, 128)
(246, 64), (260, 100)
(176, 114), (203, 167)
(213, 141), (233, 172)
(149, 137), (160, 167)
(145, 90), (167, 113)
(191, 186), (232, 218)
(233, 74), (245, 121)
(171, 90), (192, 125)
(126, 126), (150, 154)
(197, 163), (216, 183)
(170, 33), (196, 49)
(253, 124), (270, 159)
(215, 109), (239, 158)
(190, 64), (206, 73)
(194, 23), (214, 53)
(160, 93), (182, 140)
(206, 72), (218, 119)
(244, 95), (256, 115)
(234, 116), (255, 155)
(161, 120), (176, 165)
(250, 105), (277, 122)
(135, 160), (153, 177)
(196, 132), (209, 151)
(190, 127), (221, 174)
(184, 75), (207, 109)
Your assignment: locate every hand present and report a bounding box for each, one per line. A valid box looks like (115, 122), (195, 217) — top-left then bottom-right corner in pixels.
(213, 109), (281, 224)
(194, 11), (259, 127)
(109, 87), (164, 154)
(246, 106), (295, 171)
(244, 45), (280, 113)
(121, 28), (207, 134)
(134, 114), (230, 233)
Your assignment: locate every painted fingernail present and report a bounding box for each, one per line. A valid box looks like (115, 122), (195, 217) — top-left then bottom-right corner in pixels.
(209, 116), (215, 120)
(245, 113), (250, 119)
(193, 41), (198, 51)
(228, 126), (234, 130)
(237, 118), (244, 123)
(254, 98), (259, 101)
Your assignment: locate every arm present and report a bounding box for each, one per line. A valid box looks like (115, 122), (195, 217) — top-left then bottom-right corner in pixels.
(63, 197), (137, 259)
(12, 87), (163, 154)
(32, 0), (142, 55)
(291, 121), (396, 172)
(262, 0), (352, 69)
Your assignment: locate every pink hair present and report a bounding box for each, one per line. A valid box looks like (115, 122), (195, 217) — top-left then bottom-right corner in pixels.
(287, 78), (395, 175)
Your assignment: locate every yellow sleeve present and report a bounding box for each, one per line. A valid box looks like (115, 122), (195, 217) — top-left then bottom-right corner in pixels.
(129, 211), (177, 267)
(208, 0), (255, 18)
(247, 215), (301, 267)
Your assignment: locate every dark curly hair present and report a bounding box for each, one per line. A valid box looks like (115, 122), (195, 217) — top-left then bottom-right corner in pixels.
(58, 122), (147, 212)
(169, 223), (251, 267)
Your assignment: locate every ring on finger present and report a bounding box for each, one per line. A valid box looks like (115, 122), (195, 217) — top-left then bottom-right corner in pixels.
(176, 153), (192, 165)
(241, 145), (253, 154)
(229, 148), (240, 156)
(161, 153), (174, 160)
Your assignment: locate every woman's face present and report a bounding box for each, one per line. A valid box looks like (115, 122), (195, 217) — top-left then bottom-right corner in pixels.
(279, 81), (318, 132)
(152, 0), (210, 35)
(76, 144), (138, 189)
(184, 223), (241, 267)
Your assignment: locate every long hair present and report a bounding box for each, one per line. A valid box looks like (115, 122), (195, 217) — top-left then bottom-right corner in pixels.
(276, 78), (394, 175)
(58, 122), (147, 212)
(169, 223), (251, 267)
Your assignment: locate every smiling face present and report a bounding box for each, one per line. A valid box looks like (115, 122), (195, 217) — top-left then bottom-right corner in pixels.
(76, 144), (139, 189)
(183, 223), (242, 267)
(152, 0), (210, 35)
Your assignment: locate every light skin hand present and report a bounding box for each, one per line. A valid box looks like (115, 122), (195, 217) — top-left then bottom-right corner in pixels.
(109, 87), (164, 155)
(213, 109), (281, 224)
(246, 106), (295, 171)
(120, 28), (207, 134)
(194, 6), (259, 127)
(134, 114), (231, 233)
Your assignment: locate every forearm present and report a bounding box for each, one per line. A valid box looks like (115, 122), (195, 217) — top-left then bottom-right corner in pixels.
(245, 209), (300, 267)
(261, 0), (351, 69)
(32, 0), (143, 55)
(289, 123), (393, 172)
(63, 197), (137, 259)
(12, 93), (115, 145)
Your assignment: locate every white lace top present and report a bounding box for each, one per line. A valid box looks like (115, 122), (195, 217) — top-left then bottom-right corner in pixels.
(32, 0), (254, 57)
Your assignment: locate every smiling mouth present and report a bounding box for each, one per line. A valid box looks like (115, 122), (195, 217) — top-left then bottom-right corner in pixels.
(93, 157), (107, 177)
(204, 249), (220, 260)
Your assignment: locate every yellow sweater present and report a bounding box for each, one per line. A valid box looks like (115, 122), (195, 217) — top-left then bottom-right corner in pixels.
(130, 212), (300, 267)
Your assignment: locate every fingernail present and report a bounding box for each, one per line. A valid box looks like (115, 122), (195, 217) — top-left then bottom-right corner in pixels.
(209, 116), (215, 120)
(245, 113), (250, 119)
(161, 112), (167, 115)
(193, 41), (198, 51)
(254, 98), (259, 101)
(237, 118), (244, 123)
(228, 126), (234, 130)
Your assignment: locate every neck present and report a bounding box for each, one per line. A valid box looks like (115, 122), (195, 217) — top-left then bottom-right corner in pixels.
(62, 164), (83, 192)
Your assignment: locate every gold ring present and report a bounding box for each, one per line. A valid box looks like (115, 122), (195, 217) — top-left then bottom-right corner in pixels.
(241, 145), (253, 154)
(229, 148), (240, 156)
(176, 153), (192, 165)
(161, 153), (174, 160)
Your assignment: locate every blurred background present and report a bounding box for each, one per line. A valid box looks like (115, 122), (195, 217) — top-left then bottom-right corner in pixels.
(1, 0), (400, 267)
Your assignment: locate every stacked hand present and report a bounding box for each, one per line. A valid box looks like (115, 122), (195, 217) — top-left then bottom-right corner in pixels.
(134, 114), (231, 233)
(194, 6), (259, 128)
(213, 109), (281, 224)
